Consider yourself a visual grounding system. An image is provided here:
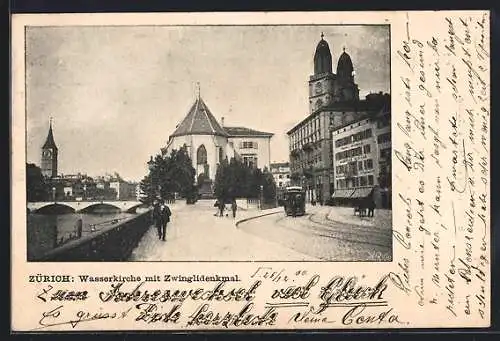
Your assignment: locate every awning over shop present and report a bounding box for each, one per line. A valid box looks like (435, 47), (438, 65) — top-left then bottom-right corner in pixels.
(351, 187), (374, 198)
(331, 189), (355, 198)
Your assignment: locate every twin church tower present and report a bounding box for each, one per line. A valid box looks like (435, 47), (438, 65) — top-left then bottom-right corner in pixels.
(309, 32), (359, 113)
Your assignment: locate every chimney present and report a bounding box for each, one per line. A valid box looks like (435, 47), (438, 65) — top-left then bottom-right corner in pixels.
(221, 117), (225, 127)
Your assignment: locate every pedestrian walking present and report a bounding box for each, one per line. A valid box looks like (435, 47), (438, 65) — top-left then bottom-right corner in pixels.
(152, 200), (162, 239)
(367, 188), (376, 218)
(75, 218), (83, 238)
(159, 200), (172, 241)
(218, 198), (225, 217)
(231, 200), (238, 218)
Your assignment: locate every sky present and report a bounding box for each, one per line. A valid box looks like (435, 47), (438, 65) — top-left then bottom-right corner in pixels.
(26, 25), (390, 182)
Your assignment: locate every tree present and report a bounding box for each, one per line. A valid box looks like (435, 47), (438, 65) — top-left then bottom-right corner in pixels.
(214, 158), (229, 201)
(261, 168), (277, 203)
(214, 160), (277, 204)
(139, 144), (197, 205)
(138, 174), (153, 204)
(26, 163), (48, 202)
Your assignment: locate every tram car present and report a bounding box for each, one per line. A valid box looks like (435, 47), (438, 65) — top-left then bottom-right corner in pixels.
(283, 186), (306, 216)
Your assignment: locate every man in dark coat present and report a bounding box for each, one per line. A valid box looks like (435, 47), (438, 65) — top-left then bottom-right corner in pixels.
(231, 199), (238, 218)
(159, 201), (172, 241)
(152, 201), (163, 239)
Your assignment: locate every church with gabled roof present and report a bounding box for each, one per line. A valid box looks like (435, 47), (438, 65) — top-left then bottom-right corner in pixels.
(164, 87), (274, 197)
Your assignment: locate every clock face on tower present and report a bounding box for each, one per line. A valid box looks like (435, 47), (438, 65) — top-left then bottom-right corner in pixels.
(43, 150), (52, 158)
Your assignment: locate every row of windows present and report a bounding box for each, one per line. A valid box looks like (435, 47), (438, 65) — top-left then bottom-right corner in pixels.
(335, 144), (371, 161)
(278, 180), (291, 187)
(336, 175), (375, 189)
(240, 141), (258, 149)
(293, 157), (322, 170)
(242, 155), (258, 168)
(277, 174), (291, 179)
(290, 116), (322, 149)
(335, 128), (373, 148)
(292, 132), (322, 150)
(336, 159), (374, 174)
(377, 132), (391, 144)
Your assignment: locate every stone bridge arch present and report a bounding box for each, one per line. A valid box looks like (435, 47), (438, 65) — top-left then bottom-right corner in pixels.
(33, 203), (76, 214)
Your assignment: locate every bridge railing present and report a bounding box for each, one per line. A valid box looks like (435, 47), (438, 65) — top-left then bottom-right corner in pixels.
(34, 210), (153, 262)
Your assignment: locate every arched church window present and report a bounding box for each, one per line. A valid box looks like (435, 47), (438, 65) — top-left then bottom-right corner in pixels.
(197, 145), (207, 164)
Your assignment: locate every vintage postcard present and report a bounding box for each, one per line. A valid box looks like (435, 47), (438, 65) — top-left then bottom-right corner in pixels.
(11, 11), (490, 331)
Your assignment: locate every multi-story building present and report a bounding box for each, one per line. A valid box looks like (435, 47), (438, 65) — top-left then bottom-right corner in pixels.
(270, 162), (291, 188)
(224, 125), (273, 170)
(330, 103), (391, 207)
(109, 180), (138, 200)
(287, 33), (390, 203)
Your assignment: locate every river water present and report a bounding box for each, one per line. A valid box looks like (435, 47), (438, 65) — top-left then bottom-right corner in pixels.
(27, 211), (136, 261)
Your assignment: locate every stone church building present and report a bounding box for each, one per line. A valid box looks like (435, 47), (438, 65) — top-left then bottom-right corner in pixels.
(164, 93), (273, 197)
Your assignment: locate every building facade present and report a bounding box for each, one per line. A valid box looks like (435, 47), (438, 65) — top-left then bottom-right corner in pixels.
(225, 127), (273, 170)
(287, 34), (390, 203)
(164, 93), (273, 197)
(270, 162), (291, 188)
(109, 180), (138, 200)
(331, 106), (391, 207)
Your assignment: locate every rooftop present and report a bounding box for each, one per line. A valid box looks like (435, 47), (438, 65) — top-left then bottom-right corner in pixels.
(224, 126), (274, 137)
(170, 96), (228, 138)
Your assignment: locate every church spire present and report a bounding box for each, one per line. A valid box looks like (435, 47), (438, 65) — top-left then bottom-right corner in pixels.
(42, 118), (58, 150)
(196, 82), (201, 100)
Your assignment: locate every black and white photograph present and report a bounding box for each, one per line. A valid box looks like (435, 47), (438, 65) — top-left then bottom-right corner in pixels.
(12, 10), (491, 332)
(25, 24), (391, 262)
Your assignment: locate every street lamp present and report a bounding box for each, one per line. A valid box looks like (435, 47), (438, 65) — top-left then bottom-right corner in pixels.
(260, 185), (264, 210)
(52, 186), (56, 202)
(147, 156), (154, 206)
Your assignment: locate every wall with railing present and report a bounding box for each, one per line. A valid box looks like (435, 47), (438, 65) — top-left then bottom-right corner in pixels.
(35, 210), (152, 262)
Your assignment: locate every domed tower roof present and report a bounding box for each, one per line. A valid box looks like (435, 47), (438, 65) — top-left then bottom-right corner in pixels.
(313, 33), (333, 75)
(336, 48), (354, 79)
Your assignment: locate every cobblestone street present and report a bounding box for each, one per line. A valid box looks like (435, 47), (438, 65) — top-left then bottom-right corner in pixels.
(238, 204), (392, 261)
(130, 200), (391, 262)
(130, 200), (318, 261)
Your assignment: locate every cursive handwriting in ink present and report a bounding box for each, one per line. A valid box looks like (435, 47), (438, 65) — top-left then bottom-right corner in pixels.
(36, 305), (131, 329)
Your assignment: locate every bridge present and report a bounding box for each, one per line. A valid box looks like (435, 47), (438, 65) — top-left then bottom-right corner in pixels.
(27, 200), (144, 214)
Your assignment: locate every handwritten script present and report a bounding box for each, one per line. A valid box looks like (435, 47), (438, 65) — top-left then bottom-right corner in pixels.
(392, 10), (490, 326)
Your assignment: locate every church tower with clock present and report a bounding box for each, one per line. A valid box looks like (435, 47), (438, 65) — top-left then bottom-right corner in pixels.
(41, 119), (58, 178)
(308, 33), (359, 114)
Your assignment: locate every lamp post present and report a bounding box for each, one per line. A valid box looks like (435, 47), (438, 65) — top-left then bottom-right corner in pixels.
(52, 186), (56, 202)
(260, 185), (264, 210)
(147, 156), (154, 206)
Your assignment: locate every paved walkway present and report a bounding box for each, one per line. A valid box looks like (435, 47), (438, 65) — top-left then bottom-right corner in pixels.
(325, 205), (392, 230)
(129, 200), (318, 261)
